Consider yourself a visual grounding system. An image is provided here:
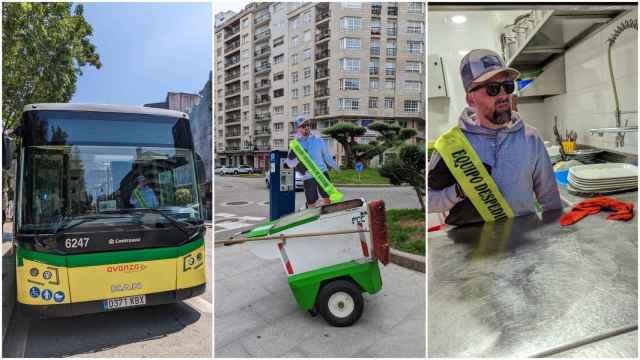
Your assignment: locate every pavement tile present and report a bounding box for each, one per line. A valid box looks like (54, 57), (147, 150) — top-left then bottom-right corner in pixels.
(247, 289), (300, 323)
(358, 315), (426, 357)
(214, 274), (271, 318)
(295, 320), (384, 357)
(214, 339), (251, 358)
(214, 307), (268, 350)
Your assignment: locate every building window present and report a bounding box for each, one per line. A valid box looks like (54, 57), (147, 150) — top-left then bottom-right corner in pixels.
(273, 3), (282, 13)
(405, 80), (422, 91)
(242, 65), (249, 74)
(291, 35), (298, 47)
(274, 139), (284, 148)
(370, 38), (380, 55)
(304, 67), (312, 79)
(340, 78), (360, 90)
(404, 100), (420, 112)
(369, 97), (378, 109)
(342, 2), (362, 9)
(243, 81), (249, 90)
(292, 88), (299, 99)
(303, 85), (311, 97)
(242, 34), (249, 44)
(385, 79), (395, 89)
(274, 122), (284, 131)
(274, 88), (284, 98)
(274, 36), (284, 47)
(303, 103), (310, 115)
(341, 37), (361, 50)
(274, 54), (284, 64)
(337, 98), (360, 110)
(386, 39), (397, 57)
(385, 62), (396, 76)
(291, 53), (298, 65)
(371, 18), (381, 35)
(341, 16), (362, 31)
(407, 21), (424, 34)
(369, 78), (379, 89)
(292, 71), (299, 83)
(303, 48), (312, 60)
(407, 40), (424, 54)
(369, 58), (379, 75)
(274, 105), (284, 114)
(387, 21), (397, 36)
(291, 106), (298, 116)
(384, 97), (394, 109)
(291, 16), (299, 29)
(304, 30), (311, 42)
(242, 49), (250, 59)
(217, 75), (223, 83)
(274, 71), (284, 81)
(408, 2), (425, 14)
(406, 61), (422, 73)
(242, 96), (249, 105)
(242, 18), (249, 28)
(340, 58), (360, 72)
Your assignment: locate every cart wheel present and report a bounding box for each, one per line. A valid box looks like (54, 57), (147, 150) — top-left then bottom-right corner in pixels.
(316, 279), (363, 327)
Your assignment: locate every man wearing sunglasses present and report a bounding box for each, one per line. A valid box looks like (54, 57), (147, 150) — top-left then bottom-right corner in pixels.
(286, 116), (339, 208)
(428, 49), (561, 225)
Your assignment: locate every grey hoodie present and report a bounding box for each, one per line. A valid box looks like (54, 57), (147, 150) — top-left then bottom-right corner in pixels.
(428, 108), (562, 216)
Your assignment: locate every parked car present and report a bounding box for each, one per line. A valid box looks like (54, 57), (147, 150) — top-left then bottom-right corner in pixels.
(265, 171), (304, 190)
(217, 165), (254, 176)
(216, 165), (234, 175)
(237, 165), (254, 174)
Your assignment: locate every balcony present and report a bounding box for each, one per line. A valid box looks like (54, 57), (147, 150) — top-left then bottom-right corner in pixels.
(254, 14), (270, 26)
(371, 27), (381, 36)
(254, 46), (270, 58)
(370, 47), (380, 56)
(315, 105), (329, 116)
(315, 68), (330, 80)
(316, 10), (330, 23)
(224, 26), (240, 39)
(387, 28), (397, 37)
(255, 113), (271, 122)
(225, 116), (241, 124)
(255, 80), (271, 91)
(315, 87), (330, 98)
(388, 7), (398, 16)
(225, 57), (240, 68)
(254, 30), (271, 43)
(225, 72), (240, 82)
(226, 146), (242, 152)
(255, 96), (271, 106)
(369, 67), (379, 75)
(226, 131), (241, 138)
(315, 49), (330, 61)
(316, 30), (330, 42)
(385, 69), (396, 77)
(225, 101), (241, 110)
(255, 144), (271, 151)
(254, 128), (271, 136)
(225, 87), (240, 97)
(224, 41), (240, 53)
(255, 63), (271, 75)
(386, 48), (397, 57)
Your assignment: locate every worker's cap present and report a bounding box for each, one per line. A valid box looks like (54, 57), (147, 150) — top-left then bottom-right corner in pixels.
(135, 175), (146, 182)
(294, 116), (309, 128)
(460, 49), (520, 92)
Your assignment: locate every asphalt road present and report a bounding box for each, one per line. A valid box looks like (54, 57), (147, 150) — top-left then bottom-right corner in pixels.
(2, 226), (212, 358)
(213, 175), (422, 241)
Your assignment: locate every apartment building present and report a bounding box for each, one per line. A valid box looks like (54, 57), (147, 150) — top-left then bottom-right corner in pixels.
(215, 2), (426, 169)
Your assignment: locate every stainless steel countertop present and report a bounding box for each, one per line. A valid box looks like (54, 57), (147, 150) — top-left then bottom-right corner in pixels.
(428, 209), (638, 357)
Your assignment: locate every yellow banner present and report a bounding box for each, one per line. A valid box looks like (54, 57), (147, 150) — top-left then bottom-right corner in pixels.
(434, 126), (514, 222)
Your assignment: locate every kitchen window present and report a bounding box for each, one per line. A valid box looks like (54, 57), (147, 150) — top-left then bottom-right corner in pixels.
(342, 16), (362, 32)
(341, 37), (361, 50)
(384, 97), (394, 109)
(340, 78), (360, 90)
(406, 61), (422, 73)
(404, 100), (420, 113)
(337, 98), (360, 111)
(340, 58), (360, 72)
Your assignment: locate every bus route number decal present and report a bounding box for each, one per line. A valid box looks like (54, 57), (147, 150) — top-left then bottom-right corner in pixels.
(65, 237), (90, 249)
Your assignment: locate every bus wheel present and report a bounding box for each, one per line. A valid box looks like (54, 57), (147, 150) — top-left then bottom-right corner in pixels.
(316, 279), (363, 327)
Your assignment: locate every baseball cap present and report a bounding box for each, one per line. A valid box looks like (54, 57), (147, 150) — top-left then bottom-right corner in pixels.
(294, 116), (309, 128)
(460, 49), (520, 92)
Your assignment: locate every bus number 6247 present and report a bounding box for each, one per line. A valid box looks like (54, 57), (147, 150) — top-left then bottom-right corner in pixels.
(65, 237), (90, 249)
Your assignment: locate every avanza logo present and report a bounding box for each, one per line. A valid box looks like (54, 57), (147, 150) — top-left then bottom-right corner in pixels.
(106, 264), (147, 273)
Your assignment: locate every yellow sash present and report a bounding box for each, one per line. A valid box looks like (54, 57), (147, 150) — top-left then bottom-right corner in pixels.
(434, 126), (513, 222)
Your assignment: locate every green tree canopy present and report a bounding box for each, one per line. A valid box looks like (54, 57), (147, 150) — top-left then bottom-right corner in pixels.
(2, 3), (102, 130)
(379, 144), (426, 211)
(322, 122), (366, 168)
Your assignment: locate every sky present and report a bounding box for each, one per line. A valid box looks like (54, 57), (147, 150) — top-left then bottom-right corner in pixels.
(214, 0), (253, 15)
(71, 3), (212, 106)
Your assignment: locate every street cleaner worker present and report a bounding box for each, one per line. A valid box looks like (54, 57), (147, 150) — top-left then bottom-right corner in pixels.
(286, 116), (340, 208)
(428, 49), (561, 226)
(130, 175), (159, 208)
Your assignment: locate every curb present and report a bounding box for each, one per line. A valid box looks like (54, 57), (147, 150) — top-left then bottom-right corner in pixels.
(2, 244), (16, 343)
(389, 248), (425, 273)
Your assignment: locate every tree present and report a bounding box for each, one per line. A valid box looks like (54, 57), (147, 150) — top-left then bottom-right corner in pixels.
(322, 122), (366, 168)
(379, 144), (425, 211)
(368, 121), (418, 153)
(2, 3), (102, 131)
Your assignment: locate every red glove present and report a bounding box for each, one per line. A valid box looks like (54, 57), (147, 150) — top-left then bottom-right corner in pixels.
(560, 196), (634, 226)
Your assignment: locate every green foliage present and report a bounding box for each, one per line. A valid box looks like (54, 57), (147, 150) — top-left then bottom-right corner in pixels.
(2, 3), (102, 130)
(175, 188), (192, 205)
(379, 144), (426, 211)
(366, 121), (419, 162)
(387, 209), (425, 256)
(322, 123), (367, 168)
(328, 168), (390, 185)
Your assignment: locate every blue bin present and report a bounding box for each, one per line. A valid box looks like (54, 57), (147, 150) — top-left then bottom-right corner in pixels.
(555, 170), (569, 186)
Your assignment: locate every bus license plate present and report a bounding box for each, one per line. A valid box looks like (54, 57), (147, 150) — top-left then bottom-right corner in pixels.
(103, 295), (146, 310)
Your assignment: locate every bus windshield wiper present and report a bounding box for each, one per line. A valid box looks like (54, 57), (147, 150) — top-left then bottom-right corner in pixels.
(102, 208), (194, 237)
(52, 214), (136, 237)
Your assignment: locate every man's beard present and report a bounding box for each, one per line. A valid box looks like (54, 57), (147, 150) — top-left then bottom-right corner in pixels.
(489, 99), (512, 125)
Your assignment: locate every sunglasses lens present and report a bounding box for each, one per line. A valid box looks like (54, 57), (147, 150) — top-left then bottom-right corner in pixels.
(486, 84), (501, 96)
(503, 82), (515, 94)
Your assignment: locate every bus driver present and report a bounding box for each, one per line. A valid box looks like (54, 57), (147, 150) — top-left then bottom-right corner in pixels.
(130, 175), (159, 208)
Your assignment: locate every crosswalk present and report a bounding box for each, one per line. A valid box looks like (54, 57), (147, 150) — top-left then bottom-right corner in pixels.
(214, 212), (267, 233)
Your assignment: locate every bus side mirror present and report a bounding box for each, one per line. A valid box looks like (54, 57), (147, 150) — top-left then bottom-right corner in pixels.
(3, 135), (12, 171)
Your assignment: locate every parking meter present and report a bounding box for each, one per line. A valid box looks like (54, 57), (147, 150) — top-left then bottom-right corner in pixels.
(269, 150), (295, 220)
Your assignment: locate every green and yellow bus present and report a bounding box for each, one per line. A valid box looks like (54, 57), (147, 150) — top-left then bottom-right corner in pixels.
(11, 103), (206, 317)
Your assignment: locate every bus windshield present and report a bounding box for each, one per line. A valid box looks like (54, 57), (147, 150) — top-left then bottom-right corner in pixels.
(17, 109), (202, 233)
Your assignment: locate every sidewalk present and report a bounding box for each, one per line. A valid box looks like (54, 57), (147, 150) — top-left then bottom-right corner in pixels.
(214, 243), (425, 357)
(2, 222), (16, 343)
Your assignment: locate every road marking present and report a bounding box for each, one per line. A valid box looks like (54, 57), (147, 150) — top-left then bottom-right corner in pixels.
(184, 296), (212, 314)
(215, 213), (236, 218)
(237, 216), (266, 222)
(214, 222), (253, 231)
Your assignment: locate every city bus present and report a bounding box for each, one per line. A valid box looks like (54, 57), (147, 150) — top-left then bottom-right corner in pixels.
(9, 103), (206, 317)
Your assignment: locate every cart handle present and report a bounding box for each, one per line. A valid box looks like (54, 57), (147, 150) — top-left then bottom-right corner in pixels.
(218, 229), (368, 246)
